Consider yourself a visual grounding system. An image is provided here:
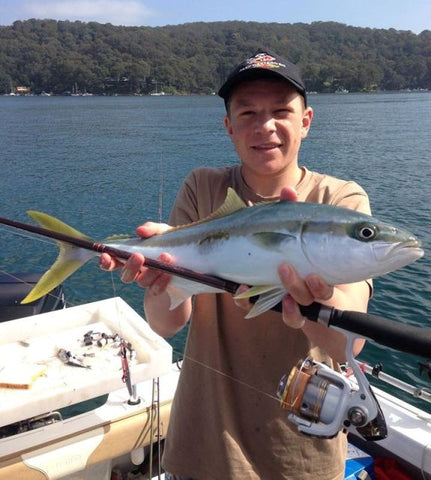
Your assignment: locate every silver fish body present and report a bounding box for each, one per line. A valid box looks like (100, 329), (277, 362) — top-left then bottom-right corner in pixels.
(22, 189), (423, 318)
(115, 201), (421, 284)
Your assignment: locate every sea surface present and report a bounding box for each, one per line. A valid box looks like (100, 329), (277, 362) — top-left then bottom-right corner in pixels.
(1, 92), (430, 412)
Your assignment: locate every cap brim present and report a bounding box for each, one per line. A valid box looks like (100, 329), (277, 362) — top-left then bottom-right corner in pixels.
(218, 69), (284, 99)
(218, 68), (306, 106)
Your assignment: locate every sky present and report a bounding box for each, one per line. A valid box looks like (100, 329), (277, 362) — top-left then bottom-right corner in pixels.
(0, 0), (429, 33)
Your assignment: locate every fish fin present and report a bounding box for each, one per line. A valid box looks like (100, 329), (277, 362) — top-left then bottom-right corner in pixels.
(27, 210), (92, 240)
(168, 187), (247, 233)
(166, 283), (193, 310)
(234, 284), (276, 299)
(21, 211), (95, 304)
(251, 232), (296, 250)
(166, 278), (224, 310)
(210, 187), (247, 219)
(245, 287), (286, 319)
(104, 233), (135, 241)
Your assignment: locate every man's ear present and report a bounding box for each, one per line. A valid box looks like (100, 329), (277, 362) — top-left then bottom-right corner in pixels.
(224, 115), (233, 137)
(301, 107), (313, 139)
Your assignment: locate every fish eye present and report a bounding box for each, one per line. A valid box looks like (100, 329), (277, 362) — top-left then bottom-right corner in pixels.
(356, 223), (378, 241)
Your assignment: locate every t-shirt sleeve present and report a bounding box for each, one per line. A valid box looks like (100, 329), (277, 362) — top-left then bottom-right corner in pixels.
(168, 167), (232, 226)
(327, 181), (371, 215)
(168, 172), (200, 227)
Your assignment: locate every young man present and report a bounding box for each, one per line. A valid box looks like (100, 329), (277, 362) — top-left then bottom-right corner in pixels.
(101, 49), (371, 479)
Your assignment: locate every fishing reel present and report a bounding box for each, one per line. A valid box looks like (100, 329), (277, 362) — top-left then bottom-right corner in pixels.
(276, 334), (387, 440)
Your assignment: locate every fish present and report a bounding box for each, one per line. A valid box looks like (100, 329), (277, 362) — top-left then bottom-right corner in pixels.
(20, 188), (423, 318)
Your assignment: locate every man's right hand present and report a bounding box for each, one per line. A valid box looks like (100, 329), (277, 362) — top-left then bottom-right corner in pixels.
(99, 221), (173, 295)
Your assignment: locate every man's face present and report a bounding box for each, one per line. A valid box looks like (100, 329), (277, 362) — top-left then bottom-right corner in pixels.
(224, 78), (312, 180)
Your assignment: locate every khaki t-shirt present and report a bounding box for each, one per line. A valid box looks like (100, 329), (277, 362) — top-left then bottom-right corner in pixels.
(162, 165), (371, 480)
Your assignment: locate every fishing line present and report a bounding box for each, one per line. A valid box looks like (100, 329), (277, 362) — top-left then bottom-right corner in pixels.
(0, 269), (29, 283)
(157, 148), (286, 406)
(0, 265), (281, 424)
(158, 153), (165, 224)
(0, 226), (68, 305)
(147, 152), (164, 480)
(110, 270), (127, 341)
(0, 267), (69, 308)
(0, 225), (55, 246)
(1, 225), (128, 316)
(177, 351), (281, 405)
(0, 214), (282, 479)
(0, 235), (282, 406)
(0, 213), (279, 401)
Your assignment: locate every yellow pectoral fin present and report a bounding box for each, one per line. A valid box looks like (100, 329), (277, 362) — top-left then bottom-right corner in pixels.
(234, 285), (287, 319)
(233, 285), (276, 300)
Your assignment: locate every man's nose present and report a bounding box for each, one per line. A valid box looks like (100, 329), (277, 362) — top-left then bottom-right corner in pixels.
(254, 113), (276, 133)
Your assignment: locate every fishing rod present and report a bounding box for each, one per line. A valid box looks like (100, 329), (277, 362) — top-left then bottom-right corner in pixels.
(2, 215), (430, 441)
(1, 215), (431, 360)
(0, 216), (238, 293)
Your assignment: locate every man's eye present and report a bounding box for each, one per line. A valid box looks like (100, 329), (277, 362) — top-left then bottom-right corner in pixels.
(274, 109), (290, 117)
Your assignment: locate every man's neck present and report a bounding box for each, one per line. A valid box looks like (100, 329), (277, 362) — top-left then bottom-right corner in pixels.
(240, 166), (304, 198)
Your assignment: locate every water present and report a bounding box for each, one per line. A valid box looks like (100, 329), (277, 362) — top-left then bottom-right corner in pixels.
(1, 92), (430, 411)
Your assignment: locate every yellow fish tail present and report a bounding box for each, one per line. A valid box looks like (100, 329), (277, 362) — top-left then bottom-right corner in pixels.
(21, 211), (95, 304)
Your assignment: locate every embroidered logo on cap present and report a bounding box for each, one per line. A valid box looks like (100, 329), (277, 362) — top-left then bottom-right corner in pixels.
(239, 53), (286, 73)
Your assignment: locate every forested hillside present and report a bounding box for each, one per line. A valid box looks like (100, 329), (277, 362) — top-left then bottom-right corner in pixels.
(1, 19), (429, 95)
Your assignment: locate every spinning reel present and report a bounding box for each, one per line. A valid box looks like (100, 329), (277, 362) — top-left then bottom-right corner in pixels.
(277, 333), (387, 440)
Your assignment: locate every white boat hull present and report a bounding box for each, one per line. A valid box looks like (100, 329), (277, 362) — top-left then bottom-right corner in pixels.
(0, 365), (179, 479)
(349, 385), (431, 478)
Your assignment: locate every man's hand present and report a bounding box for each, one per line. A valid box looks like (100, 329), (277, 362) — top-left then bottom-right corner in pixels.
(279, 186), (298, 202)
(99, 221), (172, 295)
(278, 264), (334, 329)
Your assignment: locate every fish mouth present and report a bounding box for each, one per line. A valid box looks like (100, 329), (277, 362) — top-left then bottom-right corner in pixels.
(373, 239), (424, 265)
(395, 238), (423, 257)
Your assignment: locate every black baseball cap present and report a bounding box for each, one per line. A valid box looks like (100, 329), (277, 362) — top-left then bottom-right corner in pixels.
(218, 48), (307, 107)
